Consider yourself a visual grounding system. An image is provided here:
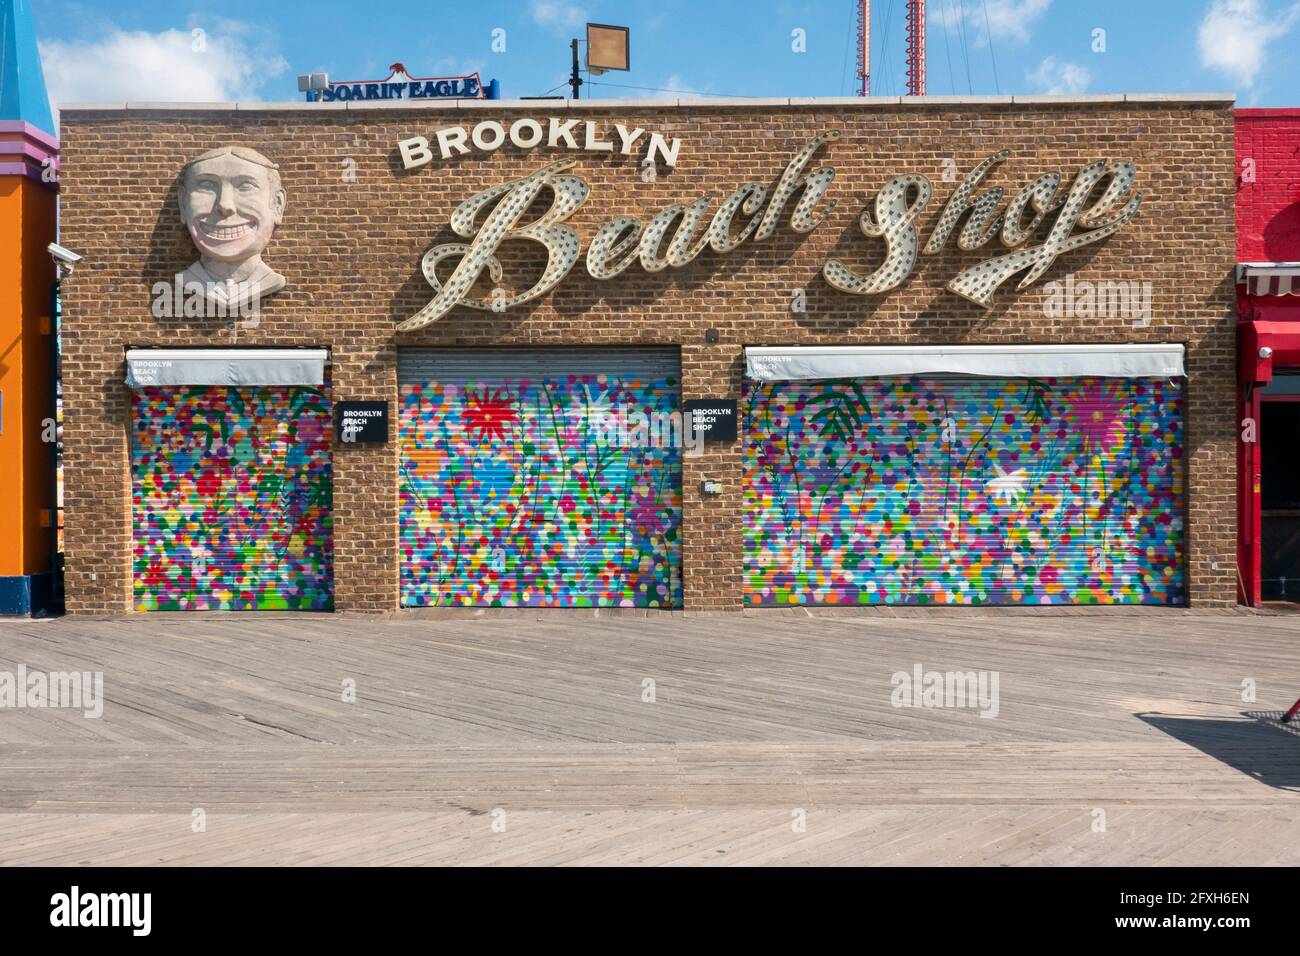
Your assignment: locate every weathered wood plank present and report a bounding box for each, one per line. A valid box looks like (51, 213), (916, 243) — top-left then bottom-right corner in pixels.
(0, 609), (1297, 864)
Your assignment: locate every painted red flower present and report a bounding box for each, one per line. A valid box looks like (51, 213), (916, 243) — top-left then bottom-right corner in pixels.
(196, 470), (222, 497)
(463, 388), (516, 442)
(143, 559), (167, 589)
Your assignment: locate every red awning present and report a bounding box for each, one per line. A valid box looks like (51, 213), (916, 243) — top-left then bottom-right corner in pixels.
(1240, 320), (1300, 384)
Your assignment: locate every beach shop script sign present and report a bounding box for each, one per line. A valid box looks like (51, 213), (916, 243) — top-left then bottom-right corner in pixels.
(394, 126), (1142, 331)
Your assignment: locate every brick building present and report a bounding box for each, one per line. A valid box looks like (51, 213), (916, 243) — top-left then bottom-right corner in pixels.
(56, 94), (1237, 614)
(1235, 109), (1300, 604)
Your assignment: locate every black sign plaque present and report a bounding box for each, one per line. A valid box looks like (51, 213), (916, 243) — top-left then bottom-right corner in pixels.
(685, 399), (738, 442)
(335, 401), (389, 444)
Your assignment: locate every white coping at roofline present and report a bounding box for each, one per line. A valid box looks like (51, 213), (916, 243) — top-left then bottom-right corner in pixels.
(58, 92), (1235, 114)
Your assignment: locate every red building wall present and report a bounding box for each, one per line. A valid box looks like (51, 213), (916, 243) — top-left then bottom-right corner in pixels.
(1236, 110), (1300, 604)
(1237, 109), (1300, 265)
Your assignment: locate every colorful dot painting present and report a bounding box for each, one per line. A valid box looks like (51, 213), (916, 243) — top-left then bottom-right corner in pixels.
(399, 374), (683, 608)
(743, 376), (1186, 607)
(131, 386), (334, 612)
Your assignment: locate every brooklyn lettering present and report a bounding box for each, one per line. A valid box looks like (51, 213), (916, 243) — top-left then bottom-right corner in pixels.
(400, 132), (1141, 330)
(398, 117), (682, 169)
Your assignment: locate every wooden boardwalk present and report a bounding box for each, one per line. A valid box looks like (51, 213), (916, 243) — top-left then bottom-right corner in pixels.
(0, 607), (1297, 865)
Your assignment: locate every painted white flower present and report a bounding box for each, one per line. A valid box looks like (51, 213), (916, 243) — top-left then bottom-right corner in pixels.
(569, 385), (615, 432)
(985, 466), (1029, 505)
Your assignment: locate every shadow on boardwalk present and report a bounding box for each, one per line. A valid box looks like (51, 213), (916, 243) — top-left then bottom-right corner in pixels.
(1137, 712), (1300, 792)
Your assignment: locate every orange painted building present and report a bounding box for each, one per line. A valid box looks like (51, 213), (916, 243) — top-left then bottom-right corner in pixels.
(0, 0), (58, 614)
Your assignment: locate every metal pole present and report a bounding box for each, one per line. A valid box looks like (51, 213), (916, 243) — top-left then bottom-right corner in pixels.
(49, 276), (61, 609)
(857, 0), (870, 96)
(569, 38), (582, 99)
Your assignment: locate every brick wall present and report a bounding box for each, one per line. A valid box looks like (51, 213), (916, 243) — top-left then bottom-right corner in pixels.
(1236, 109), (1300, 262)
(58, 98), (1237, 612)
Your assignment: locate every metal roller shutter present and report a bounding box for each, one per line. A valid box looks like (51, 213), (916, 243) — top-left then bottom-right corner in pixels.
(131, 385), (334, 611)
(743, 375), (1185, 606)
(399, 348), (683, 608)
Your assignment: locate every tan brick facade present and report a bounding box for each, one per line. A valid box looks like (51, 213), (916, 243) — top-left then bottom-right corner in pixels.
(57, 97), (1237, 613)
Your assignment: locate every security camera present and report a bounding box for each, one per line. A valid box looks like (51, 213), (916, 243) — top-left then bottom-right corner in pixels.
(48, 243), (83, 269)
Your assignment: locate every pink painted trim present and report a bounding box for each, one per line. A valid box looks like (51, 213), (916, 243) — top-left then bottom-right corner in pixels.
(0, 120), (59, 151)
(0, 157), (60, 189)
(0, 139), (56, 163)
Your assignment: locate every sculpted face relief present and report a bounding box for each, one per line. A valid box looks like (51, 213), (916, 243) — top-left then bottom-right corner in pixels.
(181, 149), (283, 263)
(177, 145), (287, 311)
(399, 131), (1142, 329)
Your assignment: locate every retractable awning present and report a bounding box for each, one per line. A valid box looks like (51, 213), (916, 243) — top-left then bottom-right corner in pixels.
(1238, 263), (1300, 297)
(745, 344), (1186, 382)
(125, 348), (329, 388)
(1239, 321), (1300, 385)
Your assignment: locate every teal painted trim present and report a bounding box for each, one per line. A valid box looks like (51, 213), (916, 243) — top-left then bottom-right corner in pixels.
(0, 0), (56, 137)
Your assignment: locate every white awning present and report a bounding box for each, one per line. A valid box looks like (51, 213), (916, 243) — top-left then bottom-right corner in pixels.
(745, 344), (1186, 382)
(1237, 263), (1300, 297)
(125, 348), (329, 388)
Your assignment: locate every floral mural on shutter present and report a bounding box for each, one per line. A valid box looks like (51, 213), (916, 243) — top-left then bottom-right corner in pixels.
(400, 373), (683, 608)
(131, 385), (334, 611)
(743, 376), (1185, 606)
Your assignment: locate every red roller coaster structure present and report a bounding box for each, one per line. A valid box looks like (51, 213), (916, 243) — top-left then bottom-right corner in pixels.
(857, 0), (925, 97)
(905, 0), (926, 96)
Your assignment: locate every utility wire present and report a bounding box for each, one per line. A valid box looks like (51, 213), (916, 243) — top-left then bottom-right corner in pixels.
(840, 0), (854, 95)
(879, 0), (896, 96)
(940, 0), (958, 95)
(981, 0), (1001, 94)
(587, 80), (753, 99)
(955, 0), (974, 94)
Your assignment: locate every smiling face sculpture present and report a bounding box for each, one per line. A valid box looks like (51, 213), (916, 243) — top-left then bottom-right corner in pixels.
(178, 146), (287, 309)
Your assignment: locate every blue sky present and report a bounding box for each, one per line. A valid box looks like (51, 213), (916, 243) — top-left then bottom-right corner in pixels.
(28, 0), (1300, 109)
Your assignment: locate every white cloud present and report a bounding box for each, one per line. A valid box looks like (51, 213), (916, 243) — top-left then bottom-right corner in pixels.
(661, 75), (706, 100)
(1197, 0), (1300, 89)
(981, 0), (1053, 43)
(1027, 55), (1091, 94)
(39, 24), (288, 114)
(531, 1), (587, 32)
(936, 0), (1052, 45)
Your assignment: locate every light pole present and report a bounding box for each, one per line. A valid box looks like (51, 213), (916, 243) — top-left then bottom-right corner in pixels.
(568, 38), (583, 99)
